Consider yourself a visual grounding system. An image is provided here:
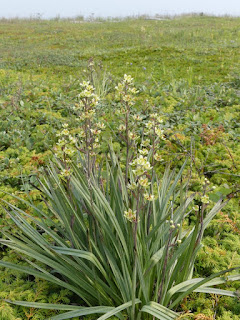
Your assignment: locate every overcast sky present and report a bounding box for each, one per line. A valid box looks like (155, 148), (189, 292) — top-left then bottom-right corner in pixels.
(1, 0), (240, 18)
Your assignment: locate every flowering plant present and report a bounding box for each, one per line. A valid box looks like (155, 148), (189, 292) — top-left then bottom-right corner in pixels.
(1, 76), (239, 320)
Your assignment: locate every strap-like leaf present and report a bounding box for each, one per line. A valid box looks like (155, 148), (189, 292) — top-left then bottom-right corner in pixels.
(167, 273), (240, 302)
(141, 301), (178, 320)
(97, 299), (141, 320)
(169, 267), (240, 309)
(0, 261), (86, 301)
(191, 287), (239, 297)
(46, 306), (114, 320)
(51, 246), (108, 278)
(4, 300), (82, 310)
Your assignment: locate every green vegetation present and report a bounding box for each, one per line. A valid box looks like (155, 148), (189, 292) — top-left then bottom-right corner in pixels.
(0, 15), (239, 319)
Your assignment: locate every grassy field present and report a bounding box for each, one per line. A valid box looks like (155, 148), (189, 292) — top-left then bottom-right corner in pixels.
(0, 15), (240, 319)
(1, 16), (239, 82)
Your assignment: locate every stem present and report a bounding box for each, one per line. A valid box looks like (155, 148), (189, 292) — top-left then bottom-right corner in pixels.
(147, 121), (156, 233)
(84, 100), (91, 181)
(152, 121), (156, 174)
(125, 106), (130, 184)
(186, 137), (194, 195)
(131, 259), (137, 320)
(157, 229), (173, 303)
(194, 202), (205, 249)
(131, 187), (140, 320)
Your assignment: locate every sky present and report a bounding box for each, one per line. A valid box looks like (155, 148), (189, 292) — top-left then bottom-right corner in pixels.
(1, 0), (240, 18)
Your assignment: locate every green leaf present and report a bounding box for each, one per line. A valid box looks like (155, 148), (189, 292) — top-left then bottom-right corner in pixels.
(169, 267), (240, 309)
(51, 246), (108, 278)
(191, 287), (239, 297)
(4, 300), (82, 310)
(97, 299), (141, 320)
(47, 306), (114, 320)
(141, 301), (178, 320)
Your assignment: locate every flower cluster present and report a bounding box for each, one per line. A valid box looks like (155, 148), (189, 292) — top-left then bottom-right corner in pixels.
(55, 123), (77, 163)
(129, 111), (165, 171)
(166, 219), (181, 231)
(115, 75), (140, 148)
(144, 113), (164, 135)
(76, 81), (104, 159)
(54, 123), (77, 178)
(59, 168), (72, 178)
(154, 151), (163, 162)
(124, 208), (138, 222)
(143, 193), (155, 201)
(115, 74), (138, 110)
(127, 154), (155, 203)
(201, 195), (210, 204)
(115, 75), (142, 185)
(55, 80), (104, 179)
(77, 81), (100, 110)
(130, 155), (152, 176)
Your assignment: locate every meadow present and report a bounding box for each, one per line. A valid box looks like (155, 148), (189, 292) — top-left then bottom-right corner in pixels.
(0, 15), (240, 319)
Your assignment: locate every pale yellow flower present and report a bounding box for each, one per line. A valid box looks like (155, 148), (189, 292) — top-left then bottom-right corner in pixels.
(61, 129), (70, 136)
(64, 148), (75, 156)
(79, 89), (92, 98)
(144, 193), (155, 201)
(60, 169), (72, 178)
(129, 87), (139, 94)
(122, 94), (135, 104)
(123, 74), (134, 84)
(124, 208), (138, 222)
(154, 152), (163, 162)
(139, 149), (149, 156)
(132, 114), (143, 121)
(129, 132), (139, 141)
(93, 143), (100, 149)
(118, 124), (126, 131)
(81, 110), (96, 120)
(139, 177), (150, 188)
(144, 162), (152, 171)
(78, 129), (85, 138)
(80, 80), (90, 88)
(131, 155), (152, 174)
(145, 121), (153, 129)
(96, 122), (106, 129)
(69, 136), (77, 144)
(141, 139), (150, 147)
(115, 83), (124, 92)
(127, 182), (138, 190)
(155, 128), (165, 139)
(150, 113), (158, 119)
(90, 128), (102, 135)
(201, 195), (210, 204)
(157, 116), (163, 123)
(56, 138), (67, 147)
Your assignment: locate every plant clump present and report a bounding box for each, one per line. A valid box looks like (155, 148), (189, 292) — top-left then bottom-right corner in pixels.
(0, 76), (239, 320)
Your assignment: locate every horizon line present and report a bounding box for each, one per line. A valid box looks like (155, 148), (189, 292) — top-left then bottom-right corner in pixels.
(0, 12), (240, 21)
